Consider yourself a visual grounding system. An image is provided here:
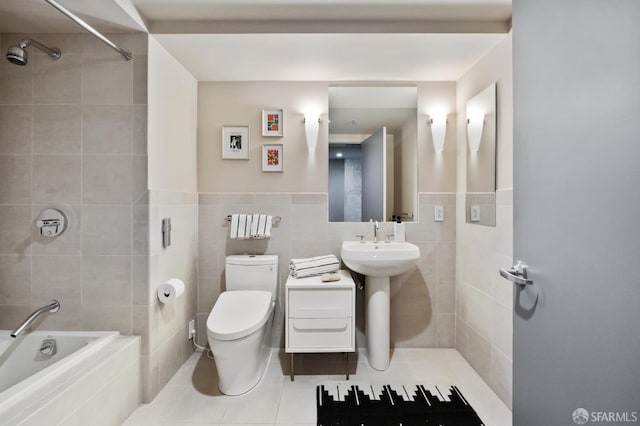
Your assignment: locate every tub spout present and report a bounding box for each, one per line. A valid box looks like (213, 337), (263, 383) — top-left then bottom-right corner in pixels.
(10, 300), (60, 338)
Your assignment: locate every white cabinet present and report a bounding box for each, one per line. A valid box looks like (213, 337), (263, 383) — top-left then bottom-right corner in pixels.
(285, 270), (355, 380)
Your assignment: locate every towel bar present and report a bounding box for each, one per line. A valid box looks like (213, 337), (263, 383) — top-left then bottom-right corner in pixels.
(224, 215), (282, 224)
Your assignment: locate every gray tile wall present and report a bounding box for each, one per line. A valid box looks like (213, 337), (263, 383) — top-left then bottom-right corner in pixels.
(0, 32), (200, 404)
(198, 192), (456, 350)
(0, 32), (148, 341)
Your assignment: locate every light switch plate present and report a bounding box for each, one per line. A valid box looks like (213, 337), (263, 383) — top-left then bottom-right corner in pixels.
(434, 205), (444, 222)
(471, 205), (481, 222)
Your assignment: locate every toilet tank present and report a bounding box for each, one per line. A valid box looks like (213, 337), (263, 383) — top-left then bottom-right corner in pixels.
(225, 255), (279, 297)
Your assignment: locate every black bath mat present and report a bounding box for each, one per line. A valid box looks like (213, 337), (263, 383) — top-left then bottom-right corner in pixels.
(316, 384), (484, 426)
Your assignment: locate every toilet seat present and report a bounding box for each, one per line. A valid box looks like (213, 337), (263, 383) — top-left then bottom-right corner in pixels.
(207, 291), (272, 341)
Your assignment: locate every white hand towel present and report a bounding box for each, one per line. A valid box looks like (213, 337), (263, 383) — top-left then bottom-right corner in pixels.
(230, 214), (239, 239)
(238, 214), (247, 238)
(231, 214), (272, 239)
(289, 254), (340, 278)
(235, 214), (252, 239)
(252, 214), (272, 239)
(244, 214), (253, 238)
(263, 215), (272, 238)
(246, 214), (272, 239)
(249, 214), (260, 238)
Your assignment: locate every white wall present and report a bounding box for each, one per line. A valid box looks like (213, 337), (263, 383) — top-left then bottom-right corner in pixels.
(148, 35), (198, 193)
(417, 82), (457, 194)
(199, 81), (457, 195)
(198, 82), (328, 193)
(455, 33), (513, 408)
(143, 36), (199, 402)
(400, 114), (417, 216)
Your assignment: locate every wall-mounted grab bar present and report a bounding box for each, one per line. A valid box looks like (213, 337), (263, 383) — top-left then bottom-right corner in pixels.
(45, 0), (133, 61)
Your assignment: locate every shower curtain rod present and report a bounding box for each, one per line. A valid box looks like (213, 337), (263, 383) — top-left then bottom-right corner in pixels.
(45, 0), (133, 61)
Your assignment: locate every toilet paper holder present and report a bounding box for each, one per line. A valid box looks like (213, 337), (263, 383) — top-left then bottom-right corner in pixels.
(157, 278), (185, 304)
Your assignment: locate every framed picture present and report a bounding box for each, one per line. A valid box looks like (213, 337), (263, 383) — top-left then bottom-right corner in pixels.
(222, 126), (249, 159)
(262, 144), (283, 172)
(262, 109), (284, 137)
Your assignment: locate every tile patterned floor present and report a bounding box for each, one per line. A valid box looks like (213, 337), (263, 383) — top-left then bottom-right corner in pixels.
(123, 348), (512, 426)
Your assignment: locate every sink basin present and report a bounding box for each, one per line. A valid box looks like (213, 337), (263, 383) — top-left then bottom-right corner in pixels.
(341, 240), (420, 277)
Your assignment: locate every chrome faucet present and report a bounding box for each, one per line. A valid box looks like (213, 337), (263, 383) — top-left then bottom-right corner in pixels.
(11, 300), (60, 338)
(370, 219), (380, 242)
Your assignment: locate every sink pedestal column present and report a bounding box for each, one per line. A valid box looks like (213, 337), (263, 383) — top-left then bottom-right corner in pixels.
(365, 276), (390, 370)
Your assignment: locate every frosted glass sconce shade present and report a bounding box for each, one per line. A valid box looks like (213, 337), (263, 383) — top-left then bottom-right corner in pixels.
(304, 115), (320, 151)
(466, 113), (484, 152)
(429, 114), (447, 152)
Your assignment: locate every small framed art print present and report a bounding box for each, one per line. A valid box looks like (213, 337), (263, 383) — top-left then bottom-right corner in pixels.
(262, 109), (283, 137)
(222, 126), (249, 159)
(262, 144), (283, 172)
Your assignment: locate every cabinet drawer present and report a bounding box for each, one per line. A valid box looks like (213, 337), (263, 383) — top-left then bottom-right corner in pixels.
(288, 318), (353, 350)
(288, 288), (352, 318)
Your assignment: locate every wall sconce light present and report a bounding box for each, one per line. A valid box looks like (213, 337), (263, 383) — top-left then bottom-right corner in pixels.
(304, 115), (320, 151)
(466, 113), (484, 152)
(429, 114), (447, 152)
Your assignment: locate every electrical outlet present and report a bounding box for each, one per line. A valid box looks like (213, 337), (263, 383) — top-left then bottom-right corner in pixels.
(188, 319), (196, 340)
(434, 205), (444, 222)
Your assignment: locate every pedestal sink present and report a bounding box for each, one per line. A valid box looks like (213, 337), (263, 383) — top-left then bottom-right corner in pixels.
(341, 240), (420, 370)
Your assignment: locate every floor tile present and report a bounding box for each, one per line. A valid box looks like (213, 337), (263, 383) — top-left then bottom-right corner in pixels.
(124, 348), (512, 426)
(276, 376), (321, 424)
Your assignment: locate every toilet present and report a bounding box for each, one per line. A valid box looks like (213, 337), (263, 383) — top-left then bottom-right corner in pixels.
(206, 254), (278, 395)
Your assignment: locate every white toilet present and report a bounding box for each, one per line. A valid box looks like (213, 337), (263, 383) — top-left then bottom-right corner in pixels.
(206, 254), (278, 395)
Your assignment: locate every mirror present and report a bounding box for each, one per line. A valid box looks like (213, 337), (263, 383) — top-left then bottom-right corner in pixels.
(328, 86), (417, 222)
(465, 83), (497, 226)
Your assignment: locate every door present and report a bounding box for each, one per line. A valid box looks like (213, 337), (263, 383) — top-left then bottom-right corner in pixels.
(361, 127), (387, 221)
(513, 1), (640, 425)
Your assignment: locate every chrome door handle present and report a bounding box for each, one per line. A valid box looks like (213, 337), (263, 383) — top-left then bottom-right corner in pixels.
(499, 260), (533, 288)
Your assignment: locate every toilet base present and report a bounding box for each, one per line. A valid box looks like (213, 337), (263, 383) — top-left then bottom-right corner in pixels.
(208, 304), (274, 395)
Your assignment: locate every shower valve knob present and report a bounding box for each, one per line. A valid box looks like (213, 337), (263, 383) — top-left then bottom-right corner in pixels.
(36, 209), (67, 238)
(39, 221), (60, 236)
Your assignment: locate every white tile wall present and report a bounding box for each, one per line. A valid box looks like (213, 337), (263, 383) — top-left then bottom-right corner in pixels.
(137, 189), (199, 402)
(456, 188), (513, 408)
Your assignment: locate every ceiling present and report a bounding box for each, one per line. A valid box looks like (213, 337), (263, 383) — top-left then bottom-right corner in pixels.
(0, 0), (511, 82)
(132, 0), (512, 23)
(0, 0), (145, 33)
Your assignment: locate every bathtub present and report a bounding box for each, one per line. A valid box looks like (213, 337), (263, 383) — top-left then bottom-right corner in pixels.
(0, 330), (118, 415)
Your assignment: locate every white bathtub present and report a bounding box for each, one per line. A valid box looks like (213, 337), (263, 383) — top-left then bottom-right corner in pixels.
(0, 330), (118, 415)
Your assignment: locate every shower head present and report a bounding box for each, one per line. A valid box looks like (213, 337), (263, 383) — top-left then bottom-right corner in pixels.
(5, 38), (61, 66)
(6, 45), (27, 66)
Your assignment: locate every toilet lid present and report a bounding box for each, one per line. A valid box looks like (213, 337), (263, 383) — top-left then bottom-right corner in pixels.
(207, 291), (273, 341)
